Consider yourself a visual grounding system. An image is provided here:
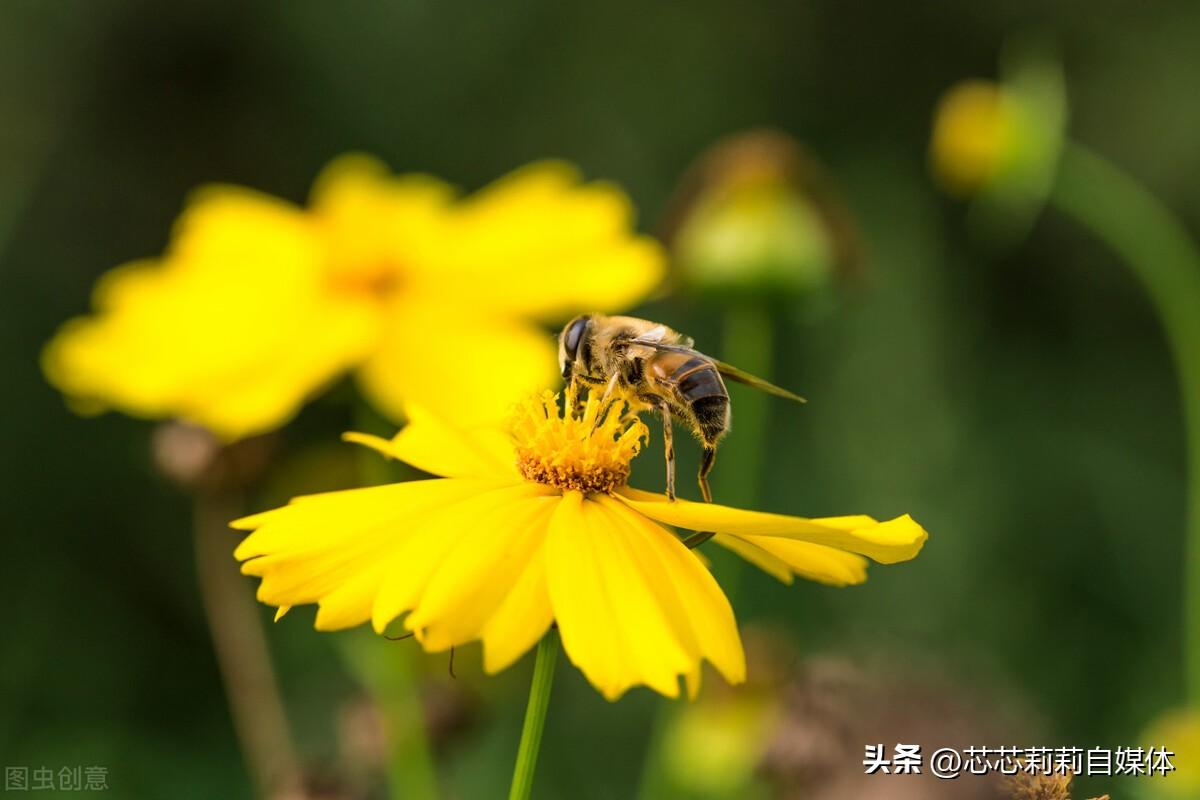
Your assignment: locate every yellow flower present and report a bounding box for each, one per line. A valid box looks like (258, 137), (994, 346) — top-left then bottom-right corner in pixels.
(660, 692), (778, 793)
(930, 80), (1022, 196)
(928, 41), (1066, 209)
(232, 388), (929, 700)
(42, 157), (664, 439)
(1141, 707), (1200, 798)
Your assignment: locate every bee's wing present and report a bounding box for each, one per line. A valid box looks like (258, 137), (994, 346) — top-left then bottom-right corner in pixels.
(627, 327), (694, 348)
(628, 338), (807, 403)
(713, 360), (807, 403)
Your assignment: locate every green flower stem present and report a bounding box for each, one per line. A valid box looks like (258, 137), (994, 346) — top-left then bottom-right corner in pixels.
(715, 303), (775, 593)
(509, 631), (560, 800)
(1050, 142), (1200, 703)
(720, 303), (774, 506)
(195, 489), (302, 799)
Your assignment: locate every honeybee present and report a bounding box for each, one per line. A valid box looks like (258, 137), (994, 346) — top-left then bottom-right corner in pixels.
(558, 314), (805, 507)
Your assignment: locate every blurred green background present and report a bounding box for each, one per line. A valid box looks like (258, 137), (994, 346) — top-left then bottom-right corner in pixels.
(3, 1), (1199, 798)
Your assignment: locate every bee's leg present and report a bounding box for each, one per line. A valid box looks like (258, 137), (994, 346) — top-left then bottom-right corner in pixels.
(697, 445), (716, 504)
(590, 372), (623, 430)
(570, 373), (604, 414)
(634, 394), (674, 500)
(599, 371), (620, 405)
(682, 446), (717, 549)
(660, 404), (676, 502)
(567, 375), (585, 414)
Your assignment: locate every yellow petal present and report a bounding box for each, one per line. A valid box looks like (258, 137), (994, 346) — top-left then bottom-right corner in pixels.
(370, 482), (552, 633)
(314, 569), (384, 631)
(232, 478), (509, 623)
(546, 492), (743, 700)
(43, 189), (380, 440)
(615, 488), (928, 564)
(236, 484), (485, 607)
(357, 297), (557, 426)
(714, 534), (868, 587)
(479, 539), (554, 674)
(342, 403), (517, 480)
(309, 153), (453, 285)
(713, 535), (795, 585)
(545, 492), (670, 699)
(406, 494), (557, 650)
(408, 161), (666, 319)
(684, 665), (703, 701)
(596, 495), (745, 688)
(189, 299), (377, 440)
(233, 478), (487, 546)
(541, 492), (626, 697)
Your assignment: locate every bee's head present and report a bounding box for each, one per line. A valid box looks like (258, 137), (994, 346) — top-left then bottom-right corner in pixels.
(558, 314), (592, 382)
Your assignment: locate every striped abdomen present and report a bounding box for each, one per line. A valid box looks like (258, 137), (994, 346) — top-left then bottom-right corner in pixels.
(649, 352), (730, 445)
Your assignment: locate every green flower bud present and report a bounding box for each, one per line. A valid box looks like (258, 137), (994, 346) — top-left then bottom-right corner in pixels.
(664, 130), (859, 303)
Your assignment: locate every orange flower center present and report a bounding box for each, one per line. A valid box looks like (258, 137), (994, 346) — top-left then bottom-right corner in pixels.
(510, 386), (647, 495)
(327, 263), (402, 299)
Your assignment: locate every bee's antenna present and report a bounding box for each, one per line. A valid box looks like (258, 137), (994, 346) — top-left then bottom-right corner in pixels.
(448, 646), (457, 679)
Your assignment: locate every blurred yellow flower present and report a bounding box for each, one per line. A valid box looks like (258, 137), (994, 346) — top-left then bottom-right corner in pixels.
(43, 157), (664, 439)
(930, 80), (1021, 196)
(928, 40), (1066, 232)
(661, 692), (778, 793)
(232, 387), (928, 700)
(1141, 707), (1200, 799)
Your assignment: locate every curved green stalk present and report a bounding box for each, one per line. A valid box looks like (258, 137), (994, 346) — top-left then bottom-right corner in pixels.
(713, 304), (774, 593)
(509, 631), (560, 800)
(195, 489), (302, 799)
(720, 304), (774, 503)
(1050, 142), (1200, 703)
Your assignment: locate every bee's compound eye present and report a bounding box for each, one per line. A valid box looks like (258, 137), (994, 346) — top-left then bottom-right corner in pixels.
(562, 317), (589, 360)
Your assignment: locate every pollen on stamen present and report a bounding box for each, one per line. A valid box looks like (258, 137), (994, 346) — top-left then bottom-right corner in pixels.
(511, 384), (648, 494)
